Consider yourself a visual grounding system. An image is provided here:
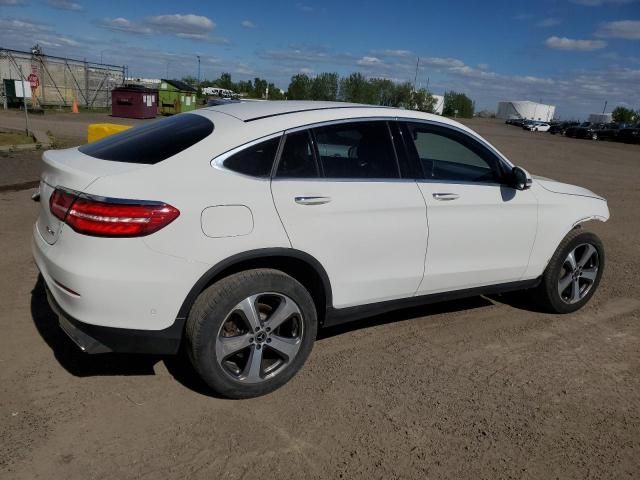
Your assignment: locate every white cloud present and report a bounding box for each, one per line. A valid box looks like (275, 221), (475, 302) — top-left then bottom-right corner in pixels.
(596, 20), (640, 40)
(545, 36), (607, 51)
(357, 56), (382, 66)
(146, 14), (214, 35)
(47, 0), (82, 11)
(296, 3), (314, 13)
(98, 13), (227, 43)
(536, 18), (561, 28)
(0, 0), (25, 5)
(0, 18), (50, 33)
(241, 20), (255, 29)
(100, 17), (152, 34)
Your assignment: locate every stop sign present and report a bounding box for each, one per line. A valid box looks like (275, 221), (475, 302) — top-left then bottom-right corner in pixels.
(27, 73), (39, 89)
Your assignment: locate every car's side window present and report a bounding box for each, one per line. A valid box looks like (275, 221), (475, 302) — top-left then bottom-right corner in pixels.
(276, 131), (319, 178)
(313, 121), (400, 179)
(223, 137), (280, 178)
(405, 123), (502, 183)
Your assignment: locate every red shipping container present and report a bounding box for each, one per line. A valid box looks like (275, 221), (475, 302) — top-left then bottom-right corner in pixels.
(111, 85), (158, 119)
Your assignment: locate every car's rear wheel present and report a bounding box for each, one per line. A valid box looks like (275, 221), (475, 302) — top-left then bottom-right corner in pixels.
(592, 133), (598, 140)
(533, 230), (604, 313)
(186, 269), (317, 398)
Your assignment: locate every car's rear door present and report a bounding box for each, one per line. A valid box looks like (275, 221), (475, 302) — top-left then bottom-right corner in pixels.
(271, 120), (428, 309)
(400, 121), (538, 295)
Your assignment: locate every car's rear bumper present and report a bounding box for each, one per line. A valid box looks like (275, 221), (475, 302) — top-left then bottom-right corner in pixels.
(44, 284), (183, 354)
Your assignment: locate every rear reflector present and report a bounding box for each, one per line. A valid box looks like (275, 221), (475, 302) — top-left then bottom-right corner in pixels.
(49, 188), (179, 237)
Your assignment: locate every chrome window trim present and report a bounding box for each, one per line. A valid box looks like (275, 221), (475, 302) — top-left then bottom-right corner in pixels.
(210, 115), (515, 184)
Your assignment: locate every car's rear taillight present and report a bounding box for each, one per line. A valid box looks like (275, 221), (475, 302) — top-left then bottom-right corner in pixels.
(49, 188), (179, 237)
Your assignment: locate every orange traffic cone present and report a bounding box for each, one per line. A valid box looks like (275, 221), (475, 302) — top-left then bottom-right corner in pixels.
(72, 98), (79, 114)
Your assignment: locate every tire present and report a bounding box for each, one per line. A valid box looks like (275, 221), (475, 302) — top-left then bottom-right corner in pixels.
(592, 133), (598, 140)
(532, 229), (605, 313)
(185, 269), (317, 398)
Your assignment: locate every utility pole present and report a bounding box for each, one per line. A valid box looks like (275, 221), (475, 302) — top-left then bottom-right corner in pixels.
(413, 57), (420, 92)
(602, 100), (607, 114)
(197, 55), (201, 85)
(17, 64), (31, 134)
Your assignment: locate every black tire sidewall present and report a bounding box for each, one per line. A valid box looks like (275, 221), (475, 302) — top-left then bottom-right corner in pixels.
(542, 231), (605, 313)
(187, 269), (317, 398)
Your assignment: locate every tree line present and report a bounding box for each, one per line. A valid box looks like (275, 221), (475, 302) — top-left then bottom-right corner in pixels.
(185, 71), (476, 118)
(286, 72), (437, 113)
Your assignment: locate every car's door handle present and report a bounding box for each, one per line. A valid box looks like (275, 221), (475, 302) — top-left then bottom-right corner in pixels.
(432, 193), (460, 201)
(294, 196), (331, 205)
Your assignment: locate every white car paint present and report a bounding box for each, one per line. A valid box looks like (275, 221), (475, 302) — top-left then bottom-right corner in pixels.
(528, 123), (551, 132)
(32, 101), (609, 335)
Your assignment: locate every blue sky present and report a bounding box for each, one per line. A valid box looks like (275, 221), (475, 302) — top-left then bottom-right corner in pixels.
(1, 0), (639, 118)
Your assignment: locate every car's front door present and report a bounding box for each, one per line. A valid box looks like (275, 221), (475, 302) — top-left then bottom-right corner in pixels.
(271, 121), (428, 309)
(400, 121), (538, 295)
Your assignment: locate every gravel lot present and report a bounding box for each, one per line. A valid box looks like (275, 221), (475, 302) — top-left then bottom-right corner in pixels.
(1, 113), (639, 479)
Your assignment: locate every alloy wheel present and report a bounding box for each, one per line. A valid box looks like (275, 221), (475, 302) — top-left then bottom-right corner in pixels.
(557, 243), (599, 304)
(215, 293), (304, 384)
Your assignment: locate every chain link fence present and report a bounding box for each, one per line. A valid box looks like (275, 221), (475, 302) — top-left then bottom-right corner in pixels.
(1, 48), (124, 109)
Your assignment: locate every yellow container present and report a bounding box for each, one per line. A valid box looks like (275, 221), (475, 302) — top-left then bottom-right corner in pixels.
(87, 123), (132, 143)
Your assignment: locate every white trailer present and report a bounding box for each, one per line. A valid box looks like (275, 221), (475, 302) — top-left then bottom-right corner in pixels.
(497, 101), (555, 122)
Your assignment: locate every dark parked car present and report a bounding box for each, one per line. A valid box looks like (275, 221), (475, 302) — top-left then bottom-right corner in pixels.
(590, 123), (623, 141)
(617, 124), (640, 144)
(566, 122), (598, 139)
(549, 121), (579, 135)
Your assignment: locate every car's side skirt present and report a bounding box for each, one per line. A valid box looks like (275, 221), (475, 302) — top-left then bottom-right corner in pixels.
(323, 278), (541, 328)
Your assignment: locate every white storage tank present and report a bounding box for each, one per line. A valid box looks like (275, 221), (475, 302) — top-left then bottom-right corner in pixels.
(497, 101), (555, 122)
(432, 94), (444, 115)
(588, 113), (612, 123)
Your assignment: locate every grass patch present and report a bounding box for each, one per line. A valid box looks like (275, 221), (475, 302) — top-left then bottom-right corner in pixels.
(0, 132), (34, 147)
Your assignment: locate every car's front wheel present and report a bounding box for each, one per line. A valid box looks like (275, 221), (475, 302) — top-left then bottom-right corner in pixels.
(186, 269), (317, 398)
(533, 229), (604, 313)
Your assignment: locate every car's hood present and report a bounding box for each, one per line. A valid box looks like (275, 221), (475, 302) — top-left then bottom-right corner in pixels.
(533, 175), (606, 201)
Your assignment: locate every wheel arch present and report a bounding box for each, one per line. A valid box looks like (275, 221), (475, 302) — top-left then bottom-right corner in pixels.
(176, 248), (333, 328)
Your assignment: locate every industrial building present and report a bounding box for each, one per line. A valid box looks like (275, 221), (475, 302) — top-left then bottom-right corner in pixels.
(497, 101), (556, 122)
(1, 47), (124, 109)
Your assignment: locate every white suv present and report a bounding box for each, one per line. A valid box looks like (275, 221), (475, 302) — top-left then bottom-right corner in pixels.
(32, 101), (609, 398)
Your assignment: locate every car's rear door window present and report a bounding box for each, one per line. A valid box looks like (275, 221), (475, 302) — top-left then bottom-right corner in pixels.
(79, 114), (213, 164)
(276, 131), (319, 178)
(223, 137), (280, 178)
(313, 121), (400, 179)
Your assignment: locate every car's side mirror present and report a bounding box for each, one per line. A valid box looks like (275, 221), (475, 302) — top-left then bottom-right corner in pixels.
(512, 166), (532, 190)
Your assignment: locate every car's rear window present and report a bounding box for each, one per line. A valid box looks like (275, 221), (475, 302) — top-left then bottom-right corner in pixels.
(79, 114), (214, 164)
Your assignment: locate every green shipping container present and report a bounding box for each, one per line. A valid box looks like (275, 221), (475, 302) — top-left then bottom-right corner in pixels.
(158, 79), (198, 115)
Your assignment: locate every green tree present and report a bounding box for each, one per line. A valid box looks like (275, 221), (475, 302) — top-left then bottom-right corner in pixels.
(612, 106), (635, 123)
(287, 74), (312, 100)
(267, 83), (285, 100)
(216, 73), (234, 91)
(411, 88), (436, 113)
(339, 72), (376, 104)
(310, 72), (339, 101)
(253, 77), (268, 98)
(443, 91), (474, 118)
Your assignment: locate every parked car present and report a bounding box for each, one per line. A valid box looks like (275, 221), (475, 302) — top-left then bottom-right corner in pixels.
(526, 122), (551, 132)
(616, 124), (640, 144)
(565, 122), (594, 138)
(549, 122), (579, 135)
(589, 123), (622, 141)
(32, 101), (609, 398)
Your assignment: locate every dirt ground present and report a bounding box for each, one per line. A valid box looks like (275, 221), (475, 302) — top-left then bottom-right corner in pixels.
(1, 114), (639, 479)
